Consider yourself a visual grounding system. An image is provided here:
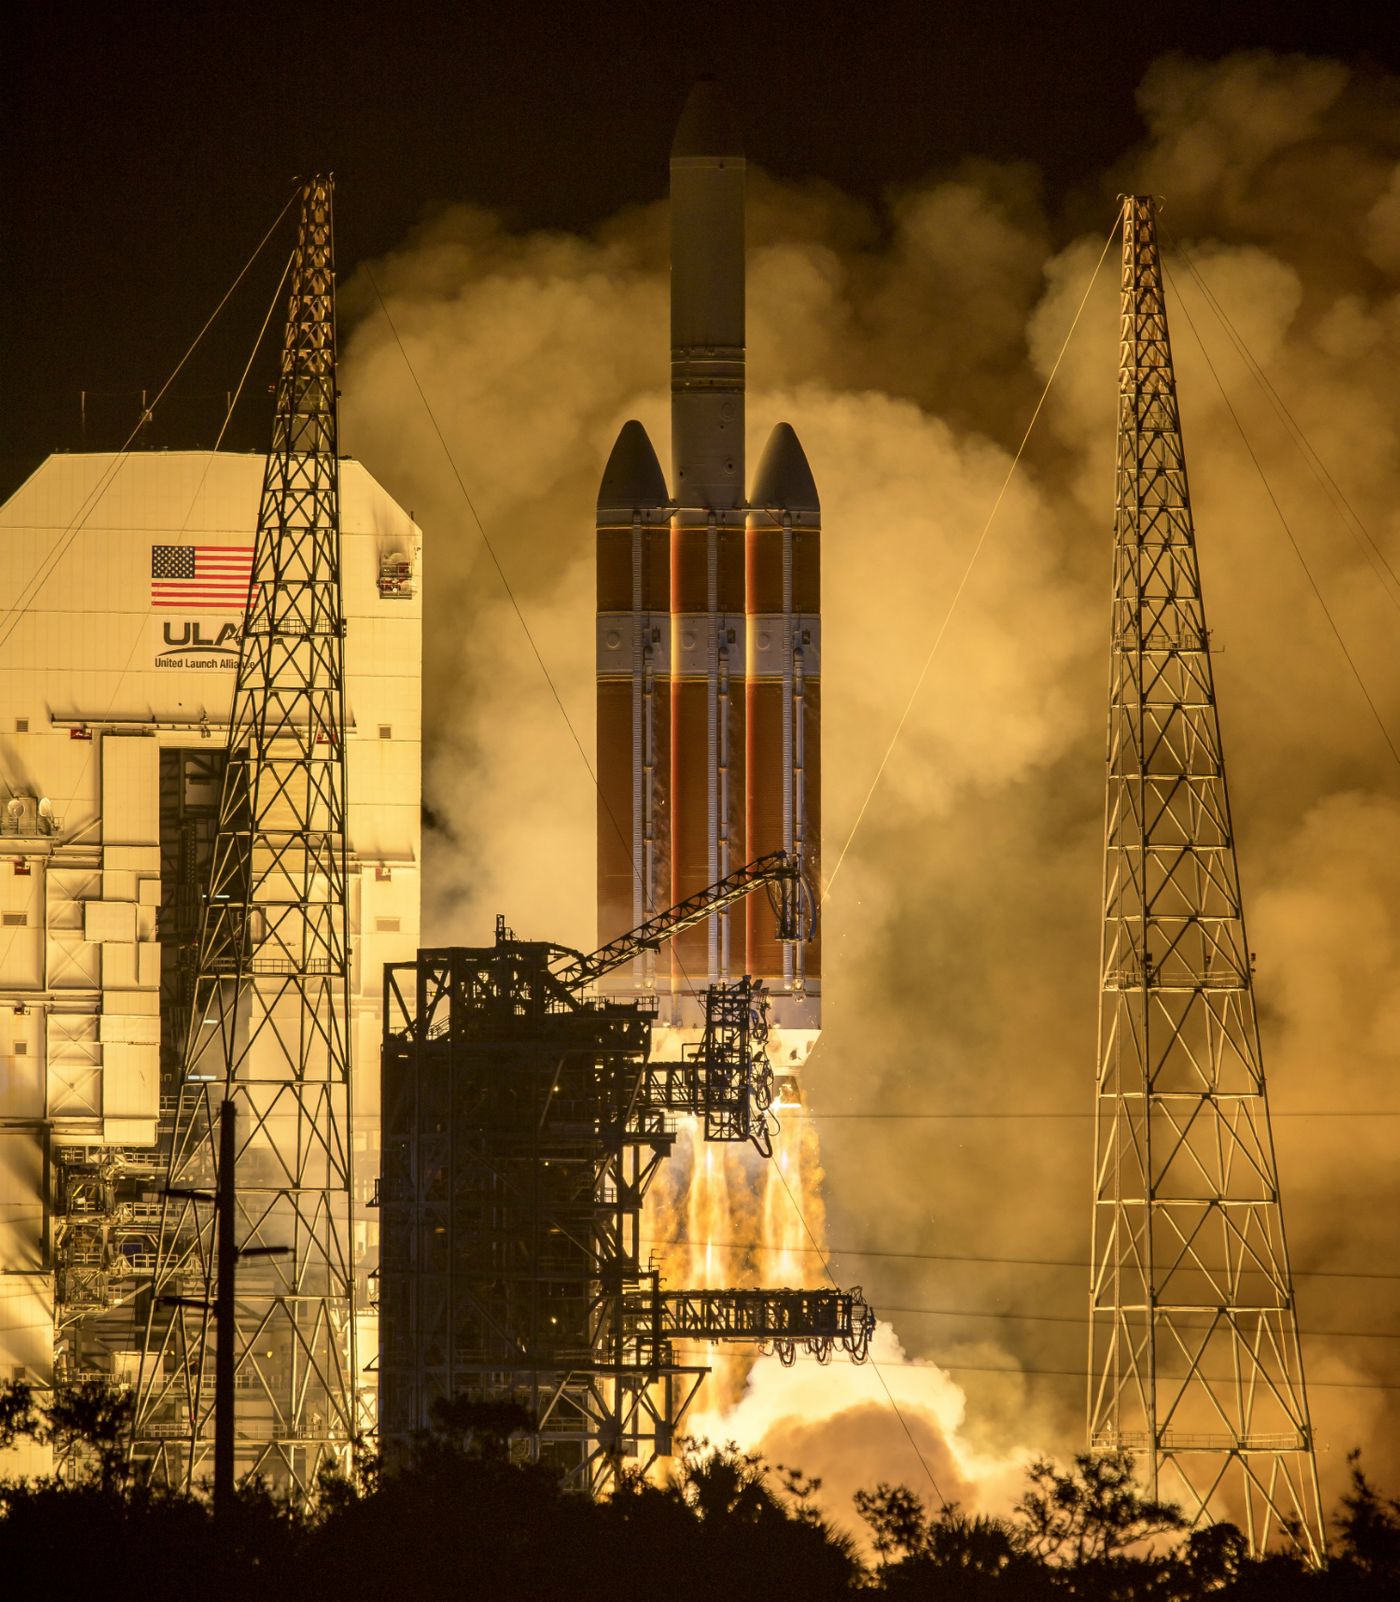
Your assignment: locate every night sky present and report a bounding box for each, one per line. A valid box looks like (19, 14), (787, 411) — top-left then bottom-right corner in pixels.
(5, 0), (1396, 497)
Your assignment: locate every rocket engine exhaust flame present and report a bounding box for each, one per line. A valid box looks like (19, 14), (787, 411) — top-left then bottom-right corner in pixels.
(644, 1083), (835, 1409)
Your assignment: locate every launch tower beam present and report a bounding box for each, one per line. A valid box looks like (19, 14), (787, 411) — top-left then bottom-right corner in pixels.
(557, 849), (809, 992)
(132, 177), (357, 1503)
(643, 1286), (873, 1365)
(1088, 196), (1323, 1561)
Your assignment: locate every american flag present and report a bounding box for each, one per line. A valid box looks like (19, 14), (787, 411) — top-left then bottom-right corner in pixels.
(150, 545), (254, 610)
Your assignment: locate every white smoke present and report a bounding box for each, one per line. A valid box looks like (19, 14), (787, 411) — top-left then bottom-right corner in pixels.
(341, 50), (1400, 1523)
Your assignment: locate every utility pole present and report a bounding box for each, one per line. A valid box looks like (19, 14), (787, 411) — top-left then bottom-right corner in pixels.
(1088, 195), (1324, 1561)
(207, 1097), (288, 1518)
(213, 1099), (236, 1517)
(133, 176), (356, 1506)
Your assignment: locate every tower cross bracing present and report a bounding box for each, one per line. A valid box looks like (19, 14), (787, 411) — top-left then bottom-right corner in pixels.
(1088, 195), (1324, 1561)
(132, 177), (357, 1501)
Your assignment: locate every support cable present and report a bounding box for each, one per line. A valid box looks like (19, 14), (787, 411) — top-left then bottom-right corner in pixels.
(362, 268), (718, 1001)
(818, 219), (1118, 906)
(1164, 229), (1400, 609)
(1163, 259), (1400, 774)
(362, 273), (607, 811)
(0, 247), (296, 986)
(213, 250), (294, 450)
(0, 186), (300, 657)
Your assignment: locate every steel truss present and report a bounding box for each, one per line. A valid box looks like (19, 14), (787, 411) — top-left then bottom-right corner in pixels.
(640, 978), (776, 1153)
(556, 847), (810, 991)
(380, 921), (864, 1496)
(1088, 196), (1323, 1561)
(645, 1286), (873, 1367)
(132, 177), (357, 1502)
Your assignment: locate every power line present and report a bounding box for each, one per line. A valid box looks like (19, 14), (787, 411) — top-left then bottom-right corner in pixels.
(643, 1234), (1400, 1282)
(784, 1109), (1400, 1120)
(670, 1345), (1400, 1394)
(874, 1303), (1400, 1342)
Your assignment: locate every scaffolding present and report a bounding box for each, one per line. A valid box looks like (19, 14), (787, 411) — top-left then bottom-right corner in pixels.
(131, 176), (356, 1502)
(638, 978), (775, 1153)
(380, 891), (870, 1495)
(1088, 195), (1324, 1561)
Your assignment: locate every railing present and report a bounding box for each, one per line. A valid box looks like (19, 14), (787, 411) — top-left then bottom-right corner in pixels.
(1104, 962), (1249, 992)
(639, 1285), (875, 1365)
(1094, 1429), (1306, 1453)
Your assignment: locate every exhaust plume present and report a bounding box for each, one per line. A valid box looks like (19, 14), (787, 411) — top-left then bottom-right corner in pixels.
(341, 50), (1400, 1521)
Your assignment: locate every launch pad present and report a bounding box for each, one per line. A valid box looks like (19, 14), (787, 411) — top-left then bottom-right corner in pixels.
(378, 868), (871, 1493)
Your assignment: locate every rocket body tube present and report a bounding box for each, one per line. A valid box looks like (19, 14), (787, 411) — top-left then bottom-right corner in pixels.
(670, 79), (745, 514)
(747, 425), (821, 1027)
(596, 422), (671, 990)
(594, 80), (821, 1048)
(670, 512), (745, 992)
(668, 81), (746, 1000)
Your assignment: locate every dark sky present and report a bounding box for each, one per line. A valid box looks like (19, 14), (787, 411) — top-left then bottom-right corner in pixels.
(5, 0), (1396, 497)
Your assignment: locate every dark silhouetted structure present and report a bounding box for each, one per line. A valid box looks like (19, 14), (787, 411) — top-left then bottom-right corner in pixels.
(380, 857), (870, 1493)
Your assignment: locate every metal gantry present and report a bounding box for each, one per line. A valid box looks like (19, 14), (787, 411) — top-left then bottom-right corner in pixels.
(640, 979), (776, 1154)
(379, 863), (868, 1496)
(1088, 195), (1324, 1561)
(132, 177), (357, 1502)
(647, 1286), (873, 1367)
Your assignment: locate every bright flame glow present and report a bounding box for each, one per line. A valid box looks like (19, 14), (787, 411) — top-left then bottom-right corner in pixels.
(641, 1029), (1030, 1521)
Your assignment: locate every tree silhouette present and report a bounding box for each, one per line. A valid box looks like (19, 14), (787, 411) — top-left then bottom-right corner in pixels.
(1014, 1447), (1185, 1564)
(0, 1380), (1397, 1599)
(1335, 1451), (1400, 1588)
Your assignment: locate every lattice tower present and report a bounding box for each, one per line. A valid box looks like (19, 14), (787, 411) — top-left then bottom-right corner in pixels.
(1088, 195), (1323, 1562)
(132, 177), (356, 1501)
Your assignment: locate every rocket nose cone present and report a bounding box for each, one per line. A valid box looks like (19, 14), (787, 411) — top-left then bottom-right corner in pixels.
(750, 423), (820, 515)
(598, 420), (669, 511)
(671, 76), (744, 160)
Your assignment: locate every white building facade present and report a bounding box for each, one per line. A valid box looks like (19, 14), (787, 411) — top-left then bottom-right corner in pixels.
(0, 450), (421, 1461)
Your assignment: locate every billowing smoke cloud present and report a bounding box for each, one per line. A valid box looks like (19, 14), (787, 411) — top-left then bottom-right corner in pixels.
(341, 50), (1400, 1527)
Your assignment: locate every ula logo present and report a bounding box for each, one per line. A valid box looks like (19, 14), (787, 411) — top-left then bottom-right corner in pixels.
(158, 620), (242, 656)
(154, 611), (243, 663)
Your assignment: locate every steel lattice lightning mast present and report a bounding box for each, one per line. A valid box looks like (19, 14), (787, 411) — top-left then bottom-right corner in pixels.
(133, 176), (356, 1501)
(1088, 195), (1323, 1561)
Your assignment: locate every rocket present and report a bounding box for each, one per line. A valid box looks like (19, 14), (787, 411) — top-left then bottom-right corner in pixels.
(596, 78), (821, 1049)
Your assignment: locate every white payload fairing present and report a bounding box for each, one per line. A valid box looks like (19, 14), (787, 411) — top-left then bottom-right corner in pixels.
(596, 79), (821, 1051)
